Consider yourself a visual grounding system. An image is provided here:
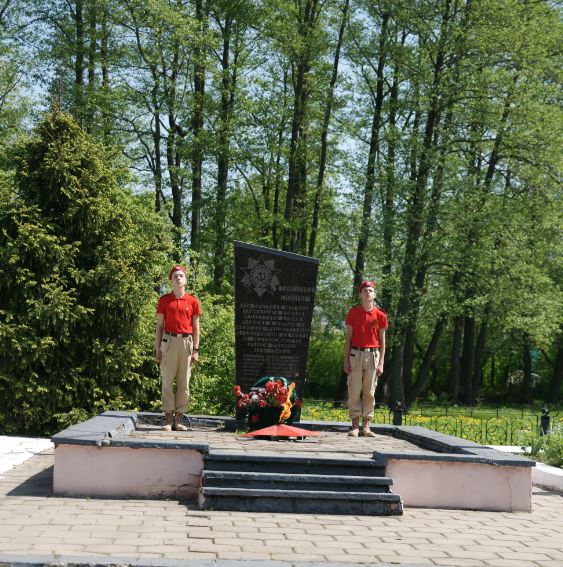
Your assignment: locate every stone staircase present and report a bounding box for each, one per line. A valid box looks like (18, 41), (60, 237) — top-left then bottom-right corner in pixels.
(199, 451), (403, 515)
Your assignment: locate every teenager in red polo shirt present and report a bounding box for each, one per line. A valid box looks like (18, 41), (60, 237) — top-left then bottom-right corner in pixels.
(343, 281), (387, 437)
(155, 265), (200, 431)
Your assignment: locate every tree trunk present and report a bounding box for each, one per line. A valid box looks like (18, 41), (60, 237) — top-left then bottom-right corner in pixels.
(85, 0), (96, 133)
(152, 79), (163, 214)
(400, 95), (454, 391)
(452, 74), (518, 400)
(283, 60), (305, 251)
(308, 0), (349, 257)
(483, 74), (518, 192)
(380, 32), (403, 310)
(400, 125), (446, 395)
(448, 314), (463, 402)
(336, 14), (389, 405)
(74, 0), (84, 123)
(272, 68), (289, 249)
(472, 314), (489, 402)
(389, 0), (452, 406)
(460, 311), (475, 405)
(284, 66), (309, 252)
(130, 14), (164, 214)
(100, 6), (110, 142)
(451, 76), (517, 394)
(213, 14), (235, 288)
(190, 0), (206, 253)
(167, 47), (182, 259)
(522, 333), (533, 405)
(406, 313), (447, 405)
(352, 11), (389, 292)
(295, 131), (309, 253)
(408, 82), (420, 183)
(549, 332), (563, 404)
(283, 0), (320, 253)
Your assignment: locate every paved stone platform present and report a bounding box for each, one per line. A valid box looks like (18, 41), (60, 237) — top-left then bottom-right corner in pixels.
(129, 421), (431, 458)
(0, 446), (561, 567)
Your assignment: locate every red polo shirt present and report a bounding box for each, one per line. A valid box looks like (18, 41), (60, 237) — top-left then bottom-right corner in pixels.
(157, 292), (201, 334)
(345, 305), (388, 348)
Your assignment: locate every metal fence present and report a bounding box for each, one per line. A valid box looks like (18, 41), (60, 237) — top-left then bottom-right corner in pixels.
(383, 414), (538, 445)
(374, 409), (561, 445)
(306, 400), (561, 445)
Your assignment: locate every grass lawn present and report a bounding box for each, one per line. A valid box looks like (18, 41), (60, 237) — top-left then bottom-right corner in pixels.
(301, 400), (562, 421)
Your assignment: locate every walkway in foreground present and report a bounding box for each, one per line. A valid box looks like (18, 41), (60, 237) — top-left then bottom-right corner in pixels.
(0, 446), (562, 567)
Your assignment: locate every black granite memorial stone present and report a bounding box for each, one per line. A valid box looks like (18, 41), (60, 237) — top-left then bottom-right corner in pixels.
(233, 241), (319, 404)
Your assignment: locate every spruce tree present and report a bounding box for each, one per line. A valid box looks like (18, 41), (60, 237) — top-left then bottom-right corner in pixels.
(0, 112), (171, 435)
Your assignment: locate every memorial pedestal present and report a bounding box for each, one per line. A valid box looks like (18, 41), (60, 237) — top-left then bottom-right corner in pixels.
(234, 241), (319, 410)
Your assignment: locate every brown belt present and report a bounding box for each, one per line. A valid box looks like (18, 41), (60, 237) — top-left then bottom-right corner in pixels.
(165, 332), (192, 337)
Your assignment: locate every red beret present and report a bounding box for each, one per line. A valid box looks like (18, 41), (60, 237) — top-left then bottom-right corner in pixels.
(358, 280), (376, 293)
(168, 265), (186, 279)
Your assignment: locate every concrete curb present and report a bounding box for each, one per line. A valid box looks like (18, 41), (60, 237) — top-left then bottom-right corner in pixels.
(533, 461), (563, 492)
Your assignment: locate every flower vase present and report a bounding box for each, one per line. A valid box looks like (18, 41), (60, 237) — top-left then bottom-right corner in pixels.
(260, 406), (282, 428)
(248, 406), (282, 430)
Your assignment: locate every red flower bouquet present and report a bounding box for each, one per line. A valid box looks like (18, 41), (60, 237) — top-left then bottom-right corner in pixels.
(233, 377), (302, 429)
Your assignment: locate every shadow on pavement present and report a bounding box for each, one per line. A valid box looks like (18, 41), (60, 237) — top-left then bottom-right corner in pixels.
(532, 488), (563, 498)
(7, 465), (53, 497)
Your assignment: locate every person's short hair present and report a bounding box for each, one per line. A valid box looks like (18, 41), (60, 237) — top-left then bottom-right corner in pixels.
(358, 280), (376, 294)
(168, 265), (187, 279)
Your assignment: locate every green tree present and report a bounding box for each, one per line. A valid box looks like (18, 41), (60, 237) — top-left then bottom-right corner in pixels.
(0, 112), (171, 435)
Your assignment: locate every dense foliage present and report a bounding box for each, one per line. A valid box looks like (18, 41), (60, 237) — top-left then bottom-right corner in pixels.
(0, 0), (560, 435)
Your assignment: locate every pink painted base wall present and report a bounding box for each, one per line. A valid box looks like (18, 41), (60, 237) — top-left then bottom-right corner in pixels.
(54, 445), (203, 499)
(53, 444), (533, 511)
(387, 459), (532, 512)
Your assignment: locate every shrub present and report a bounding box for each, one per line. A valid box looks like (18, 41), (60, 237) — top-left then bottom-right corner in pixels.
(527, 430), (563, 468)
(188, 294), (235, 416)
(305, 329), (343, 399)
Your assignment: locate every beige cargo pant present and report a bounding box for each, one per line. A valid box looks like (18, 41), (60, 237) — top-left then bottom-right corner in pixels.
(160, 334), (193, 413)
(347, 348), (380, 418)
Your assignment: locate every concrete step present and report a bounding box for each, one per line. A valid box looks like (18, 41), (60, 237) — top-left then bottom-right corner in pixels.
(204, 451), (386, 477)
(202, 470), (393, 493)
(199, 487), (403, 516)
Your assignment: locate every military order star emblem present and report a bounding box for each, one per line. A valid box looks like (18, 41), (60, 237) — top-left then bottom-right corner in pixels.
(241, 256), (281, 297)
